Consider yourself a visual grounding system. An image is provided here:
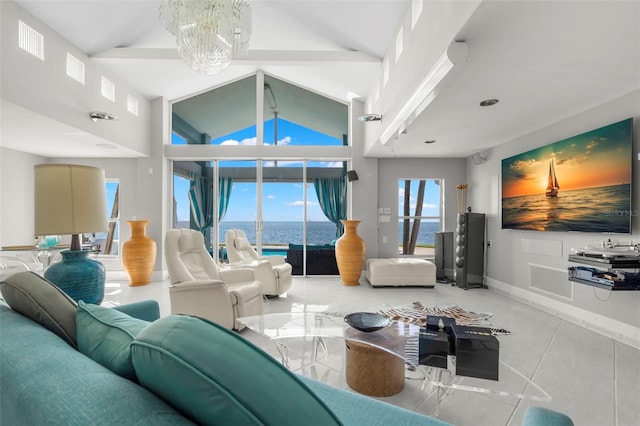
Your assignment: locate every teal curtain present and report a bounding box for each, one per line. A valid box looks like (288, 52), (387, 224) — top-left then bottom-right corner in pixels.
(313, 177), (347, 239)
(218, 177), (233, 221)
(188, 172), (213, 233)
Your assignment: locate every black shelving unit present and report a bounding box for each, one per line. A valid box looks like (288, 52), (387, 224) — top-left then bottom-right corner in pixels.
(568, 254), (640, 291)
(568, 254), (640, 269)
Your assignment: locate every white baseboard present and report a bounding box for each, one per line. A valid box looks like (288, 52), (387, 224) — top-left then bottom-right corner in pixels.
(486, 277), (640, 350)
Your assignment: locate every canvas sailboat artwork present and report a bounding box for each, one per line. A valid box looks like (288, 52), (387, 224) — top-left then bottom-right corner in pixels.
(545, 158), (559, 197)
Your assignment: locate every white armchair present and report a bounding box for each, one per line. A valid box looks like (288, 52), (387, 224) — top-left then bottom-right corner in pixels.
(164, 229), (263, 330)
(225, 229), (293, 297)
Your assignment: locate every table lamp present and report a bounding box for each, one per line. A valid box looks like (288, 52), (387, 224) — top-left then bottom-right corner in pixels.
(34, 164), (107, 304)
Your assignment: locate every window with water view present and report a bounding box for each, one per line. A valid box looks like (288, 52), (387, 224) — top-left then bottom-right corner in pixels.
(171, 73), (349, 269)
(398, 179), (443, 256)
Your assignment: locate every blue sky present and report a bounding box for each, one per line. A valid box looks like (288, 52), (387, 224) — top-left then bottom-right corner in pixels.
(398, 179), (441, 218)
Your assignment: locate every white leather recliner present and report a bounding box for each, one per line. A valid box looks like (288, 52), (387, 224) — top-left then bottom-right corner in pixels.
(164, 229), (263, 330)
(225, 229), (293, 297)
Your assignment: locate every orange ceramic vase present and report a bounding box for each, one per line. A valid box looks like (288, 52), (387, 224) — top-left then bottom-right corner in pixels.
(122, 220), (156, 286)
(335, 220), (366, 286)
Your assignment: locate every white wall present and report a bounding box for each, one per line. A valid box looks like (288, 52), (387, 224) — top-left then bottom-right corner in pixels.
(363, 0), (480, 151)
(0, 148), (46, 245)
(350, 100), (380, 258)
(0, 1), (151, 155)
(467, 90), (640, 346)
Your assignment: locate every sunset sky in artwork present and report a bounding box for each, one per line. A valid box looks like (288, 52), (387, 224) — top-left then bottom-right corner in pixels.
(502, 119), (632, 198)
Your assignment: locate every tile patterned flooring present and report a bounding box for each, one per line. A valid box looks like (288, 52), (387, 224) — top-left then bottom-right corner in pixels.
(105, 276), (640, 426)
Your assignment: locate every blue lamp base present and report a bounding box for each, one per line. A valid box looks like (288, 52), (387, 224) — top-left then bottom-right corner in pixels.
(44, 250), (105, 304)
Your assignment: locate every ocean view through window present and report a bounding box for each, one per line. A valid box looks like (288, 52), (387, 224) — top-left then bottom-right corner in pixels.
(398, 179), (443, 255)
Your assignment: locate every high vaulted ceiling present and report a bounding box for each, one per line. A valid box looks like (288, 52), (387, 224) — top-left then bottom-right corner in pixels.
(6, 0), (640, 159)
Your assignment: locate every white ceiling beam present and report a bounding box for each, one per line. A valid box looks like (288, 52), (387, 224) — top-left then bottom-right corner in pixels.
(91, 48), (381, 65)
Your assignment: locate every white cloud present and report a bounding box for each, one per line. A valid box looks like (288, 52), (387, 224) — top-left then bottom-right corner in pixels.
(267, 195), (276, 199)
(264, 136), (292, 146)
(278, 136), (292, 145)
(220, 137), (257, 146)
(220, 135), (292, 147)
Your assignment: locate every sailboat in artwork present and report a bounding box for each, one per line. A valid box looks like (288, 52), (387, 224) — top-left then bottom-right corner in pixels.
(545, 158), (559, 197)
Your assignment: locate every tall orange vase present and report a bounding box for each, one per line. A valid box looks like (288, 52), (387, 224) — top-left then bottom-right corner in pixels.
(122, 220), (157, 286)
(335, 220), (366, 286)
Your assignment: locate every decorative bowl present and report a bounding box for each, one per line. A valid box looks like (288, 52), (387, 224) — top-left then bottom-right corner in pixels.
(344, 312), (391, 332)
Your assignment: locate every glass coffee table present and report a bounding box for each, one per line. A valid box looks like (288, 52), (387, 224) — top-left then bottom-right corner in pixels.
(238, 312), (550, 413)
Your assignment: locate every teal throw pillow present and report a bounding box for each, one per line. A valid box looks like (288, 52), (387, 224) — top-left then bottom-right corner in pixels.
(131, 315), (341, 426)
(76, 301), (150, 380)
(0, 271), (77, 347)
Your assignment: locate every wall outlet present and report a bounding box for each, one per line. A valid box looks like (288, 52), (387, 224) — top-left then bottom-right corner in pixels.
(382, 235), (387, 243)
(487, 240), (492, 247)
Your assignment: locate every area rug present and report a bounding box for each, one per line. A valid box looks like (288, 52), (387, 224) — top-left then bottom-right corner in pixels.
(377, 302), (511, 335)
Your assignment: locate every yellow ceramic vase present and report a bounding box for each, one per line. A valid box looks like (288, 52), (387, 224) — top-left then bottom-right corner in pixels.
(335, 220), (366, 286)
(121, 220), (156, 286)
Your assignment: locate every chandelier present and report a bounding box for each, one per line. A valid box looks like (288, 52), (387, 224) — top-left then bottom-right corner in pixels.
(159, 0), (252, 75)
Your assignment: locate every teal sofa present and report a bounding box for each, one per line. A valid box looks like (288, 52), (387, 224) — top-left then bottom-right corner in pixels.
(0, 272), (573, 426)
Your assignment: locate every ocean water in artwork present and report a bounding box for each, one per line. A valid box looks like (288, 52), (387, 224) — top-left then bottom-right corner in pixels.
(502, 184), (632, 233)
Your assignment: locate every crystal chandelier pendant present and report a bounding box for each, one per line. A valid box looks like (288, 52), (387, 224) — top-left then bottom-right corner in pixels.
(159, 0), (179, 35)
(160, 0), (251, 75)
(176, 0), (233, 75)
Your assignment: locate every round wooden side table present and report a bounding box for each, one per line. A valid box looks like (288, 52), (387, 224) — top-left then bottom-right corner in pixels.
(345, 338), (405, 396)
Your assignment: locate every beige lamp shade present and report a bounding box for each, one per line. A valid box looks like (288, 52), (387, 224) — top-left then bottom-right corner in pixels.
(34, 164), (107, 236)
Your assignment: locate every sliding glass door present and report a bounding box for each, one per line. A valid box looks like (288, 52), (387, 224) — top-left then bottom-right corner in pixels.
(217, 160), (257, 261)
(172, 159), (347, 275)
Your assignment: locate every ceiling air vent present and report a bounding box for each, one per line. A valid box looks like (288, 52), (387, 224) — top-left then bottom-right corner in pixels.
(18, 20), (44, 61)
(66, 53), (85, 84)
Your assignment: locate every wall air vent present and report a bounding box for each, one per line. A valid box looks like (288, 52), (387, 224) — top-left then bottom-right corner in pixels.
(127, 95), (139, 116)
(66, 53), (85, 84)
(101, 77), (115, 102)
(18, 20), (44, 61)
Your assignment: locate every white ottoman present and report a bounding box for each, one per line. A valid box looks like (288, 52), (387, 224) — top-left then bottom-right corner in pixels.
(365, 258), (436, 287)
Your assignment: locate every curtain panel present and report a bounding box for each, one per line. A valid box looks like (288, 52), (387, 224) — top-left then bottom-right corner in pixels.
(313, 177), (347, 239)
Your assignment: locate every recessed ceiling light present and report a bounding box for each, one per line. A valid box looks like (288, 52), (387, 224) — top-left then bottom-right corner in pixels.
(424, 140), (436, 144)
(479, 99), (499, 107)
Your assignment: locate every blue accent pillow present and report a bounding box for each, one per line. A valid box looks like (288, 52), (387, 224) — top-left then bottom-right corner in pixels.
(131, 315), (341, 425)
(76, 301), (150, 380)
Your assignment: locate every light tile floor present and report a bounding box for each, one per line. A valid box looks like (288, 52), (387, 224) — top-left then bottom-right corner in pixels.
(105, 276), (640, 426)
